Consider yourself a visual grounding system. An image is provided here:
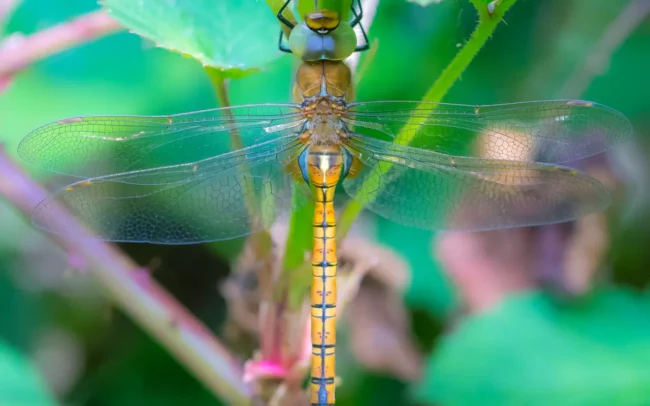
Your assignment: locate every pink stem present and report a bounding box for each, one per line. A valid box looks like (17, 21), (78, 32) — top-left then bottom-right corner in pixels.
(0, 0), (20, 25)
(0, 148), (252, 405)
(0, 10), (122, 79)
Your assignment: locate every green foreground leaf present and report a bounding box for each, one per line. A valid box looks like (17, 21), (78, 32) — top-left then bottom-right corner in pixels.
(417, 289), (650, 406)
(102, 0), (281, 78)
(0, 340), (58, 406)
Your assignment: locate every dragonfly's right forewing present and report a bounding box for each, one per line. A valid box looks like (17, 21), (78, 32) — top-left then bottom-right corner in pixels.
(343, 135), (611, 231)
(18, 104), (304, 178)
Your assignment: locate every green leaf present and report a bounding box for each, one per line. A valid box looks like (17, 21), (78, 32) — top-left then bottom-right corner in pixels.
(375, 218), (455, 316)
(416, 289), (650, 405)
(0, 340), (58, 406)
(101, 0), (281, 78)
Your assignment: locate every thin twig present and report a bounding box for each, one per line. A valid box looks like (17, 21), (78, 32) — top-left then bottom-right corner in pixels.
(559, 0), (650, 98)
(0, 147), (252, 405)
(338, 0), (520, 238)
(0, 10), (122, 79)
(0, 0), (20, 30)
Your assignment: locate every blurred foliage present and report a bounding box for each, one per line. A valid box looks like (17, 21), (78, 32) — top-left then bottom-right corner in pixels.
(0, 339), (57, 406)
(418, 289), (650, 405)
(1, 0), (650, 405)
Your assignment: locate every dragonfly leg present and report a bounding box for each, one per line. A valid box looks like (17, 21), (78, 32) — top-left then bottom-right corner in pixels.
(277, 0), (295, 29)
(278, 30), (292, 53)
(350, 1), (370, 52)
(350, 0), (363, 27)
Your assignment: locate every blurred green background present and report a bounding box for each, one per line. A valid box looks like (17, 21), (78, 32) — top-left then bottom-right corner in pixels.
(1, 0), (650, 405)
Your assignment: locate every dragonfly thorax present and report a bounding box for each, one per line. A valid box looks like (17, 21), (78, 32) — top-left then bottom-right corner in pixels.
(301, 97), (348, 146)
(295, 60), (352, 147)
(294, 60), (353, 102)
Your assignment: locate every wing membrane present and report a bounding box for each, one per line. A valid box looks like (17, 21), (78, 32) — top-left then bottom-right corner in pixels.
(32, 137), (306, 243)
(18, 104), (304, 178)
(345, 100), (632, 164)
(343, 135), (611, 231)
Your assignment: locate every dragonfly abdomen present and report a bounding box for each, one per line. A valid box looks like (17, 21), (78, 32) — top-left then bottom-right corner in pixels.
(307, 145), (344, 405)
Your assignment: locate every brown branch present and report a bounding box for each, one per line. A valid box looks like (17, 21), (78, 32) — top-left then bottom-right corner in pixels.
(0, 0), (20, 28)
(0, 147), (252, 405)
(559, 0), (650, 98)
(0, 10), (122, 79)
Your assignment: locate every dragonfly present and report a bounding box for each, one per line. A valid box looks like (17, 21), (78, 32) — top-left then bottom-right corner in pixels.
(18, 1), (632, 405)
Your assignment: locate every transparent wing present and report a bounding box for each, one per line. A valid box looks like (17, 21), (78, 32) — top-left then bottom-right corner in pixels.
(18, 103), (304, 178)
(344, 100), (633, 164)
(342, 135), (611, 231)
(32, 137), (307, 243)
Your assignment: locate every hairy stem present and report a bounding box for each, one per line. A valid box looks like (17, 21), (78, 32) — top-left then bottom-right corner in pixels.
(204, 66), (273, 261)
(337, 0), (520, 238)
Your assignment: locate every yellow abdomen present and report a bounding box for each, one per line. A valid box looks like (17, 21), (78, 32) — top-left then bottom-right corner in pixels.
(307, 144), (344, 405)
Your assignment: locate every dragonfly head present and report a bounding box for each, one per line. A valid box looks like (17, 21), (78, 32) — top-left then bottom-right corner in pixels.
(305, 9), (340, 34)
(289, 10), (357, 61)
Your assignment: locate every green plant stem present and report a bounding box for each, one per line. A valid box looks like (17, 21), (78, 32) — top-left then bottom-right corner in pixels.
(206, 68), (242, 149)
(205, 67), (273, 258)
(424, 0), (516, 107)
(337, 0), (519, 239)
(280, 189), (314, 307)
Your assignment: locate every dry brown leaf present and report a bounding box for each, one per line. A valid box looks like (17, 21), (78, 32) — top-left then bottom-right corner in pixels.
(436, 156), (618, 312)
(339, 237), (422, 381)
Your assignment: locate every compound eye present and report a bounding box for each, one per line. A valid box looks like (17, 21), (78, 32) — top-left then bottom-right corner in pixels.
(305, 10), (340, 33)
